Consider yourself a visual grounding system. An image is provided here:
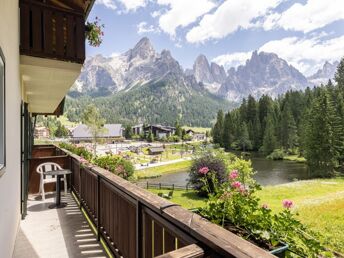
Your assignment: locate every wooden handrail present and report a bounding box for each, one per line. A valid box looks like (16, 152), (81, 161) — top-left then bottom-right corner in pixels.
(155, 244), (204, 258)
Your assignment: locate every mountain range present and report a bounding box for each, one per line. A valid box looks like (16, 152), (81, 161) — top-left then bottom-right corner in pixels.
(66, 37), (339, 126)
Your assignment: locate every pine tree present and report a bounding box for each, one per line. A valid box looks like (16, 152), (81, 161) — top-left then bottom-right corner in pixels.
(124, 125), (133, 139)
(174, 120), (182, 137)
(304, 91), (339, 176)
(280, 103), (298, 150)
(212, 110), (224, 145)
(238, 122), (252, 151)
(222, 112), (233, 150)
(335, 58), (344, 90)
(262, 112), (277, 155)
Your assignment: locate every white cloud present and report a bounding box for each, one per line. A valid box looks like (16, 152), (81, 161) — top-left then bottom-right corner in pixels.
(117, 0), (147, 12)
(262, 0), (344, 33)
(186, 0), (282, 43)
(137, 22), (160, 34)
(212, 52), (252, 69)
(151, 10), (163, 18)
(96, 0), (117, 10)
(259, 35), (344, 75)
(212, 35), (344, 76)
(156, 0), (216, 38)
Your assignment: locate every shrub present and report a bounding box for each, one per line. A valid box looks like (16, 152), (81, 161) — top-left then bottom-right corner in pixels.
(167, 135), (180, 142)
(189, 151), (227, 196)
(267, 149), (285, 160)
(59, 142), (93, 161)
(198, 161), (328, 256)
(93, 155), (134, 180)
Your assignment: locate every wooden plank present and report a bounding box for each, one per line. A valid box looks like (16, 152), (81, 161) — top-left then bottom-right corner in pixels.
(164, 229), (176, 253)
(128, 202), (137, 258)
(31, 5), (43, 52)
(20, 3), (30, 51)
(75, 16), (85, 61)
(66, 15), (75, 58)
(54, 12), (64, 56)
(43, 9), (53, 54)
(154, 220), (164, 256)
(144, 213), (153, 258)
(155, 244), (204, 258)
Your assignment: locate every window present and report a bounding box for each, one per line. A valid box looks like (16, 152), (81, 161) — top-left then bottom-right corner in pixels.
(0, 47), (5, 174)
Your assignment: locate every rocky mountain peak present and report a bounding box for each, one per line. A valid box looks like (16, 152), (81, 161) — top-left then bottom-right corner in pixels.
(193, 54), (214, 84)
(126, 37), (156, 61)
(210, 62), (227, 83)
(308, 60), (339, 85)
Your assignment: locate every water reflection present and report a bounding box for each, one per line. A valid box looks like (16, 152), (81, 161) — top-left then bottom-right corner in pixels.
(140, 153), (309, 187)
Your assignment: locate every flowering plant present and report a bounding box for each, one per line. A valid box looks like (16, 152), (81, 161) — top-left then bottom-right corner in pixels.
(85, 17), (105, 47)
(197, 158), (327, 256)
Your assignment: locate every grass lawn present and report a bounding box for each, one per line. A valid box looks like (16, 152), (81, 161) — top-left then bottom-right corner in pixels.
(148, 189), (206, 209)
(134, 160), (192, 179)
(148, 178), (344, 254)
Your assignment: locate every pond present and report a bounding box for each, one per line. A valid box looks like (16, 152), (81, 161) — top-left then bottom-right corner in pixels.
(140, 153), (310, 187)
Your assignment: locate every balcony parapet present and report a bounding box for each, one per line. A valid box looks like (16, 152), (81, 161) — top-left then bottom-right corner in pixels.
(20, 0), (85, 64)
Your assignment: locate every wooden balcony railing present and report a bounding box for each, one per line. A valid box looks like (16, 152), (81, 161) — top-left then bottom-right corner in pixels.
(28, 145), (275, 257)
(20, 0), (85, 63)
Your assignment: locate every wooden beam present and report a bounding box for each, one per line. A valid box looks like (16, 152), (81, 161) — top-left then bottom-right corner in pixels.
(155, 244), (204, 258)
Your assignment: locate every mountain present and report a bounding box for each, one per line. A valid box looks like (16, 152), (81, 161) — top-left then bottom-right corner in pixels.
(193, 51), (310, 102)
(308, 61), (339, 86)
(68, 37), (338, 126)
(67, 37), (231, 127)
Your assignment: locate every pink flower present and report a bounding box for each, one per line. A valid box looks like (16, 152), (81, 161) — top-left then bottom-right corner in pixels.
(229, 170), (239, 180)
(198, 167), (209, 175)
(231, 181), (242, 189)
(239, 185), (246, 194)
(262, 204), (269, 209)
(282, 199), (294, 209)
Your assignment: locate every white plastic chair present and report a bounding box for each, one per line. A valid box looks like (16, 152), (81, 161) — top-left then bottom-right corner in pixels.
(36, 162), (68, 201)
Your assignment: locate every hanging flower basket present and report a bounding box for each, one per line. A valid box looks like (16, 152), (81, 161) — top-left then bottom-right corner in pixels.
(85, 17), (105, 47)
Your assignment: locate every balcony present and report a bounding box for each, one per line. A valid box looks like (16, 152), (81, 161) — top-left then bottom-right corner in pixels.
(17, 145), (275, 257)
(20, 0), (85, 64)
(19, 0), (92, 115)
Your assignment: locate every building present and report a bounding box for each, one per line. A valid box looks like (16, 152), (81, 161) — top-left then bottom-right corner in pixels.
(34, 126), (50, 139)
(185, 129), (206, 141)
(71, 124), (123, 142)
(144, 124), (176, 138)
(0, 0), (95, 256)
(148, 146), (164, 155)
(132, 124), (144, 135)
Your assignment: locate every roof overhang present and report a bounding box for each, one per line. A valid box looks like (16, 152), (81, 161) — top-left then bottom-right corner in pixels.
(39, 0), (95, 18)
(21, 55), (82, 114)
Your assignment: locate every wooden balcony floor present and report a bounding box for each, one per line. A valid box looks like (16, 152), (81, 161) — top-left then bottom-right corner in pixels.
(13, 193), (108, 258)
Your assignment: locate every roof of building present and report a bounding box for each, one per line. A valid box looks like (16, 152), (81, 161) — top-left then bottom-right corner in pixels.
(145, 124), (176, 132)
(148, 147), (164, 153)
(72, 124), (122, 138)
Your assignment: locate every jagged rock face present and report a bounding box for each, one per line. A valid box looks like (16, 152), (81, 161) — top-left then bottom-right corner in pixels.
(193, 55), (214, 84)
(210, 62), (226, 84)
(73, 37), (336, 103)
(73, 37), (191, 96)
(216, 51), (310, 101)
(308, 61), (339, 86)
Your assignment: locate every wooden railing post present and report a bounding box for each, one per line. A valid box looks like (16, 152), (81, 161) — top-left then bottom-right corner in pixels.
(97, 174), (101, 241)
(136, 200), (143, 258)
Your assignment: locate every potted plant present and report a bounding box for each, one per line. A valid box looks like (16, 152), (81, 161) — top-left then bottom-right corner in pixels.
(85, 17), (105, 47)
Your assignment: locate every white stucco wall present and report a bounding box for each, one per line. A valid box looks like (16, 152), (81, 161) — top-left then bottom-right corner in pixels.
(0, 0), (22, 257)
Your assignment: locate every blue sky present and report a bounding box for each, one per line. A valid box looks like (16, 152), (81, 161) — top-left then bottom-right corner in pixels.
(87, 0), (344, 76)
